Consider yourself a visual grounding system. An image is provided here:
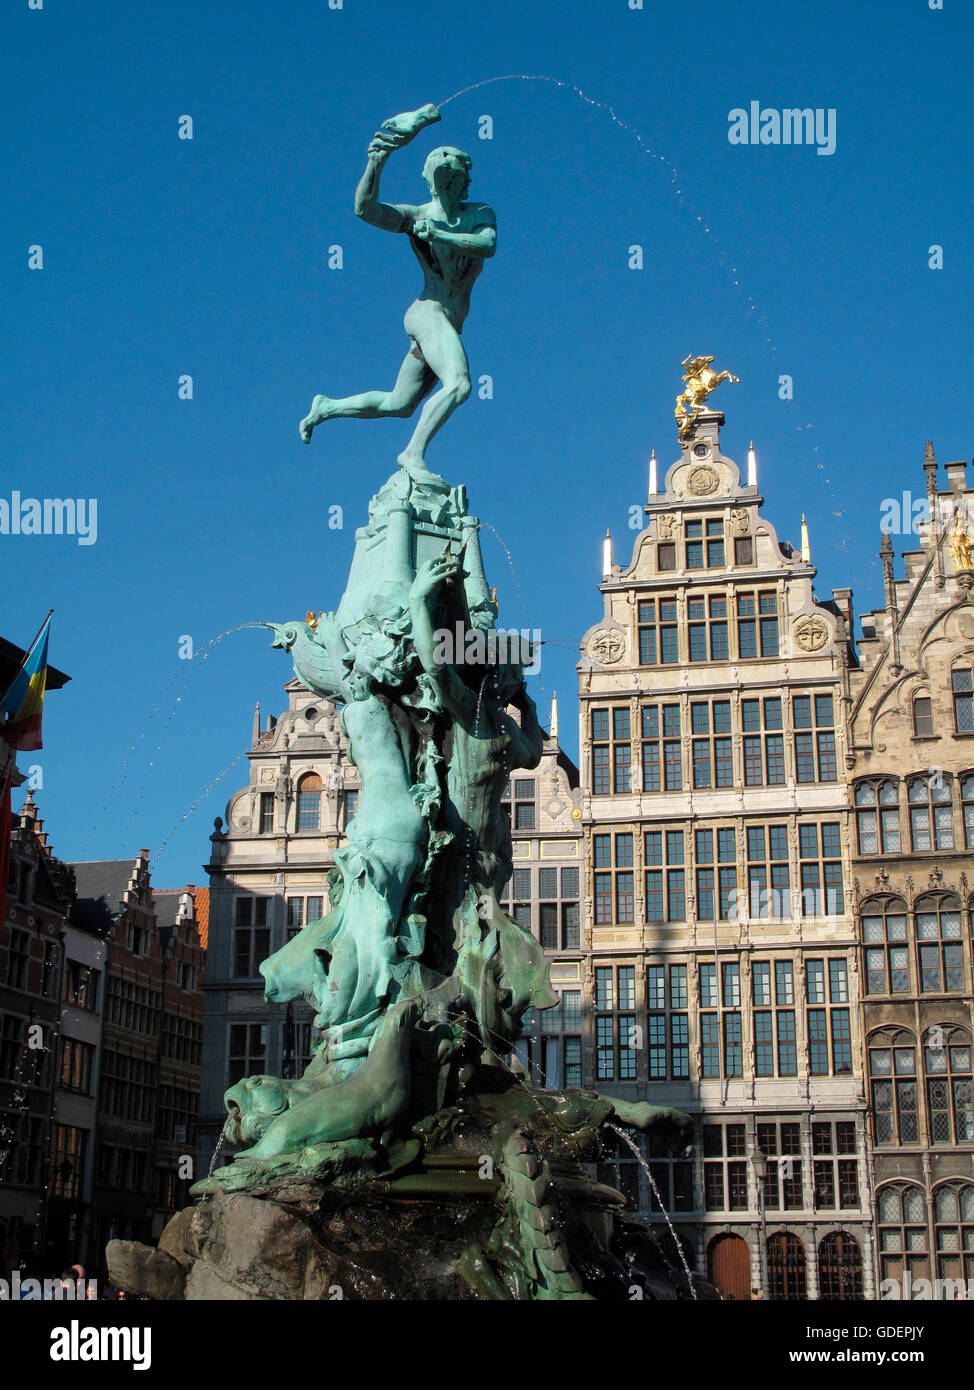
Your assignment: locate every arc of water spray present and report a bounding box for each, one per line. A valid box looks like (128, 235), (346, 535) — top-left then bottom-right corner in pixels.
(439, 74), (776, 357)
(479, 520), (557, 732)
(151, 751), (247, 864)
(84, 622), (264, 853)
(607, 1122), (699, 1299)
(437, 75), (846, 550)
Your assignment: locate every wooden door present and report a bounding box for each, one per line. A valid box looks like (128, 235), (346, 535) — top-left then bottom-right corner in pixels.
(709, 1233), (752, 1301)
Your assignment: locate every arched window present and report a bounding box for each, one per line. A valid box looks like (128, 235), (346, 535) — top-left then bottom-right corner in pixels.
(296, 773), (322, 831)
(855, 781), (901, 855)
(933, 1183), (974, 1287)
(907, 776), (954, 851)
(767, 1231), (807, 1300)
(924, 1026), (973, 1144)
(877, 1184), (929, 1290)
(862, 897), (909, 995)
(913, 694), (935, 737)
(953, 665), (974, 733)
(962, 775), (974, 849)
(818, 1232), (863, 1300)
(869, 1027), (918, 1143)
(915, 895), (964, 993)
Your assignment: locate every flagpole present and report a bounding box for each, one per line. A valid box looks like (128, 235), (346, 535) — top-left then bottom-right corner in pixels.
(1, 609), (54, 697)
(22, 608), (53, 658)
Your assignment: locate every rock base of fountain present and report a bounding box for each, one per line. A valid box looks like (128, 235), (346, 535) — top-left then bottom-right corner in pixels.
(107, 1084), (715, 1302)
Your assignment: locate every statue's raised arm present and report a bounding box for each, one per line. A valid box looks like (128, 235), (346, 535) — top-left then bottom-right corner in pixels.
(354, 103), (441, 234)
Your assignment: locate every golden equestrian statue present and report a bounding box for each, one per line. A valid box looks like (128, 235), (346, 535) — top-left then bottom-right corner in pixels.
(949, 511), (974, 573)
(675, 354), (740, 441)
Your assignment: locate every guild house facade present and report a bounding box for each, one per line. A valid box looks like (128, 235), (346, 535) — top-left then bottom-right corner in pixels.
(577, 407), (872, 1301)
(848, 444), (974, 1298)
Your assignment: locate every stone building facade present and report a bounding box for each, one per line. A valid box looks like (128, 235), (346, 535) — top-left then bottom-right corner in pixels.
(576, 409), (872, 1300)
(502, 698), (584, 1088)
(848, 444), (974, 1297)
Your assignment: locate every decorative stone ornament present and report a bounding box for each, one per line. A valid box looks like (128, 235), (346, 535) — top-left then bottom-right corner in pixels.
(588, 629), (627, 665)
(687, 464), (720, 496)
(793, 616), (830, 652)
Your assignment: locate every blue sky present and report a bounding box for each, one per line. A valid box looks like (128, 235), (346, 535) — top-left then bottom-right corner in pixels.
(3, 0), (972, 887)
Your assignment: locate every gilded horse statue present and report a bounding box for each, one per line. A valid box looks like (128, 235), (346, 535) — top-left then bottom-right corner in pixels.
(674, 353), (740, 440)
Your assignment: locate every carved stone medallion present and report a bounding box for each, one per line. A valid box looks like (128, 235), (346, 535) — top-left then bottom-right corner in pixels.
(793, 616), (830, 652)
(588, 629), (626, 665)
(687, 464), (719, 496)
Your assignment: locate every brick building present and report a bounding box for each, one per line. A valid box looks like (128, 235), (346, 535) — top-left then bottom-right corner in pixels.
(0, 794), (75, 1276)
(71, 854), (205, 1268)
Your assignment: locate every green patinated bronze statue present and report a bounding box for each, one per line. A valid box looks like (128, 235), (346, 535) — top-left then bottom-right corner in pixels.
(109, 104), (698, 1303)
(299, 101), (496, 482)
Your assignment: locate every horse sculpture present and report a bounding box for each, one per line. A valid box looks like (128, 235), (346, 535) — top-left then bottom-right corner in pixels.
(675, 353), (740, 440)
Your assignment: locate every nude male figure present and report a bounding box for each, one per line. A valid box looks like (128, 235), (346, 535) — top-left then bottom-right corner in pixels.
(299, 108), (496, 480)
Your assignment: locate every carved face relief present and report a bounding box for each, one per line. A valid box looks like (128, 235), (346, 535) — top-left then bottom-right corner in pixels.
(588, 629), (626, 666)
(687, 464), (719, 497)
(793, 616), (830, 652)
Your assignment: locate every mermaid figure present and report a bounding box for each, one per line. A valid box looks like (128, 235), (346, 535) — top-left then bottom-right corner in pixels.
(260, 609), (429, 1084)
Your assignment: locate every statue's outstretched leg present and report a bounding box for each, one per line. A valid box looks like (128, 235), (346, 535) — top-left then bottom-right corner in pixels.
(300, 345), (435, 443)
